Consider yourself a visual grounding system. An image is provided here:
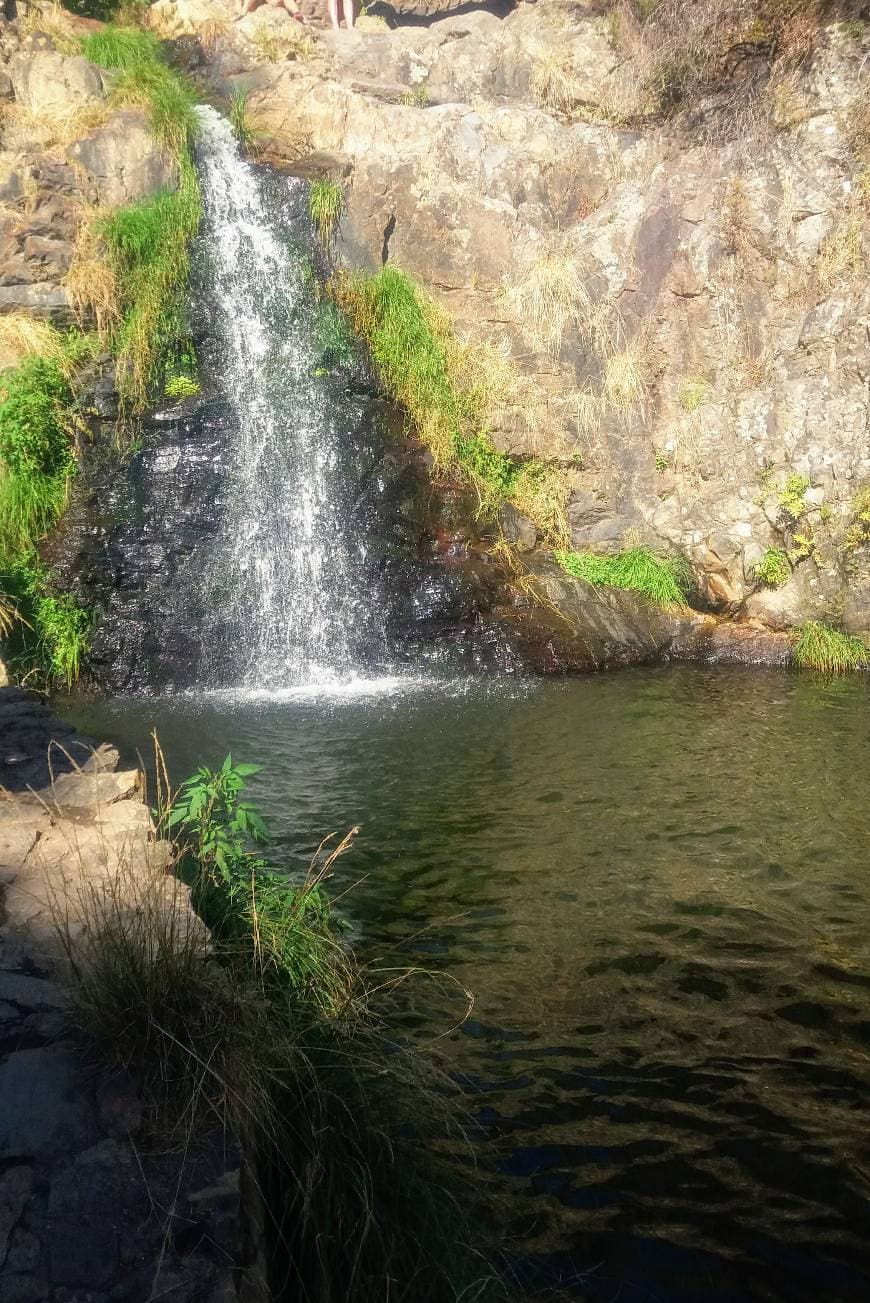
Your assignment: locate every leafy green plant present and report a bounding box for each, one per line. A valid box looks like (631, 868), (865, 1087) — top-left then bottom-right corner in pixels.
(308, 178), (343, 244)
(677, 376), (708, 412)
(792, 621), (869, 673)
(778, 472), (810, 520)
(164, 373), (200, 398)
(654, 448), (669, 473)
(754, 547), (790, 587)
(555, 545), (691, 606)
(165, 756), (269, 881)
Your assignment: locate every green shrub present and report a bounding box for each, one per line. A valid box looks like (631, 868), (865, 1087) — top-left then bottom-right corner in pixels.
(792, 620), (869, 673)
(777, 472), (810, 520)
(754, 547), (790, 587)
(0, 556), (91, 687)
(555, 546), (691, 606)
(309, 178), (343, 243)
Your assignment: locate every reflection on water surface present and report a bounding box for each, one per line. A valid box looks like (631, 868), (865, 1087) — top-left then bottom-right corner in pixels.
(59, 667), (870, 1303)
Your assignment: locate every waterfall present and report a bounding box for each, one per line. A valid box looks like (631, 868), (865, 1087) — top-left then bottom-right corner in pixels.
(193, 105), (382, 689)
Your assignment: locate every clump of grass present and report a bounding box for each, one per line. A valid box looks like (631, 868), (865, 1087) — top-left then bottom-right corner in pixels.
(80, 25), (162, 71)
(506, 254), (589, 358)
(531, 46), (581, 114)
(0, 355), (77, 557)
(754, 547), (790, 587)
(314, 300), (355, 368)
(0, 315), (79, 372)
(603, 338), (651, 410)
(0, 555), (91, 687)
(777, 471), (809, 520)
(332, 266), (568, 541)
(0, 100), (112, 153)
(399, 84), (429, 107)
(308, 178), (343, 244)
(555, 545), (691, 606)
(163, 373), (199, 399)
(228, 87), (260, 155)
(792, 620), (869, 673)
(249, 23), (316, 65)
(65, 216), (122, 338)
(816, 206), (864, 291)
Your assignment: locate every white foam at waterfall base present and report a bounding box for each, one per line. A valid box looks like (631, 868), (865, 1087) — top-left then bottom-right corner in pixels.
(193, 105), (388, 692)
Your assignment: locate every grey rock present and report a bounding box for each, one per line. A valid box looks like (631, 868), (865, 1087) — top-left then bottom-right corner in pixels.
(68, 108), (178, 208)
(0, 1165), (33, 1267)
(0, 1045), (93, 1160)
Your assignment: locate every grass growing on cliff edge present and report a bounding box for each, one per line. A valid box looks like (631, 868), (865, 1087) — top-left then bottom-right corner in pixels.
(72, 25), (201, 413)
(792, 621), (869, 674)
(309, 178), (343, 244)
(555, 546), (691, 607)
(332, 266), (569, 543)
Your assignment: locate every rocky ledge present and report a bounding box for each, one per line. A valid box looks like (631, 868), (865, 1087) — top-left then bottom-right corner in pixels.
(0, 688), (250, 1303)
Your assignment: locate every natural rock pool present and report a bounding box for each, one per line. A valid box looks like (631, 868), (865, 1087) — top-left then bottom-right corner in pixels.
(58, 666), (870, 1303)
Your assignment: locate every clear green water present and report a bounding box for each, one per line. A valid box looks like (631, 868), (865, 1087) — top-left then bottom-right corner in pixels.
(59, 666), (870, 1302)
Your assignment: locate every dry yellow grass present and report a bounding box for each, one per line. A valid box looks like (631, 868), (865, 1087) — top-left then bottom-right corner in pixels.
(0, 314), (74, 372)
(531, 46), (581, 115)
(816, 205), (865, 291)
(65, 215), (121, 339)
(1, 100), (111, 154)
(506, 254), (590, 358)
(248, 23), (316, 65)
(18, 1), (81, 54)
(603, 337), (652, 410)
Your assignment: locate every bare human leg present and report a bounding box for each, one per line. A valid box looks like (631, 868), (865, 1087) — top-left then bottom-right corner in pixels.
(342, 0), (354, 27)
(327, 0), (340, 26)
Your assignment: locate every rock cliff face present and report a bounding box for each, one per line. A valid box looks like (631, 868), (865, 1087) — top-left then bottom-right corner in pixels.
(3, 0), (870, 684)
(152, 0), (870, 636)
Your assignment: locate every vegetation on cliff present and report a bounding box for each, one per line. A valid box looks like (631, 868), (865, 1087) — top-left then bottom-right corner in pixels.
(0, 326), (94, 684)
(74, 25), (202, 412)
(555, 546), (691, 607)
(1, 22), (203, 683)
(792, 619), (869, 673)
(59, 753), (505, 1303)
(332, 266), (569, 544)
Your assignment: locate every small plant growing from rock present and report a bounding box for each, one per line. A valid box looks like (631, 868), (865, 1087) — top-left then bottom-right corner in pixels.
(677, 377), (708, 412)
(793, 620), (869, 673)
(654, 449), (670, 473)
(400, 84), (429, 108)
(228, 88), (261, 156)
(754, 547), (790, 587)
(777, 472), (809, 520)
(308, 179), (343, 244)
(531, 47), (581, 115)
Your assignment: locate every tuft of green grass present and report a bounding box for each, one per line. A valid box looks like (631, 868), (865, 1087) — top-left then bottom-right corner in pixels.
(309, 178), (343, 244)
(555, 545), (691, 606)
(80, 24), (161, 70)
(228, 88), (260, 155)
(0, 355), (76, 559)
(332, 266), (568, 542)
(0, 556), (91, 687)
(99, 179), (200, 412)
(754, 546), (790, 587)
(163, 373), (199, 399)
(792, 620), (869, 673)
(314, 300), (356, 369)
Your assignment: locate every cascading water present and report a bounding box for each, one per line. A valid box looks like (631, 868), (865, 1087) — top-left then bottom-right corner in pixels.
(193, 105), (384, 688)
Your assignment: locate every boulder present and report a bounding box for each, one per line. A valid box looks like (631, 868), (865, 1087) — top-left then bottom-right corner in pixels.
(67, 108), (178, 207)
(8, 49), (104, 116)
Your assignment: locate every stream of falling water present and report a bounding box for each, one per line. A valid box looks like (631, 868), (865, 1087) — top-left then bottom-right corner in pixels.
(194, 105), (381, 689)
